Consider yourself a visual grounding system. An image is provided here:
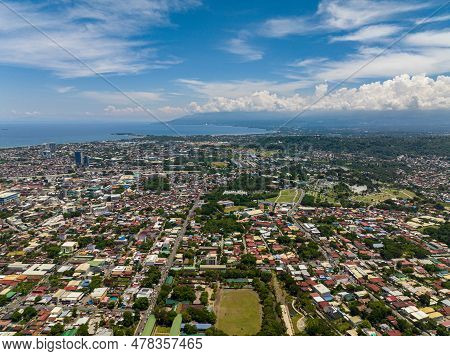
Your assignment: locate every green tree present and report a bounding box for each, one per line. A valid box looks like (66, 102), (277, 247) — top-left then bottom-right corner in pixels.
(76, 324), (89, 336)
(184, 324), (198, 335)
(122, 311), (134, 327)
(304, 318), (334, 336)
(22, 307), (37, 322)
(133, 297), (149, 311)
(50, 323), (65, 336)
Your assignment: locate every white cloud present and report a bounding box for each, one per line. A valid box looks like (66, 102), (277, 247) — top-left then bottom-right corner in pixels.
(104, 105), (144, 114)
(176, 75), (450, 114)
(0, 0), (200, 77)
(224, 37), (263, 61)
(82, 91), (163, 104)
(11, 109), (40, 117)
(314, 47), (450, 81)
(318, 0), (427, 30)
(289, 58), (328, 68)
(103, 104), (186, 119)
(331, 25), (402, 42)
(56, 86), (74, 94)
(404, 30), (450, 47)
(255, 0), (427, 39)
(258, 17), (318, 38)
(415, 14), (450, 25)
(176, 78), (310, 98)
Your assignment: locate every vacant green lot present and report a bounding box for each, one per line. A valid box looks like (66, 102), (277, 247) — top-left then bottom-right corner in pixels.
(352, 188), (416, 204)
(267, 189), (300, 204)
(224, 205), (246, 213)
(215, 289), (262, 336)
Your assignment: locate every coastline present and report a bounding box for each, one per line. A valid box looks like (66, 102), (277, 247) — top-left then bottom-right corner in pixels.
(0, 122), (270, 149)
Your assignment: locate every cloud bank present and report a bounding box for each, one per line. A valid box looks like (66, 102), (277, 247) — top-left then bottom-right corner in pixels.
(176, 75), (450, 115)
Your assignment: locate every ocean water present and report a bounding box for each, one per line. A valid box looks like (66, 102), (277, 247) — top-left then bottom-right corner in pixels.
(0, 121), (268, 148)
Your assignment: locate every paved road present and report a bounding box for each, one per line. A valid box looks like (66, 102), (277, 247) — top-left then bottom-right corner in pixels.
(134, 196), (202, 335)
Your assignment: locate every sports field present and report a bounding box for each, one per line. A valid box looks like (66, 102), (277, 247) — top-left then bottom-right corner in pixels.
(215, 289), (262, 336)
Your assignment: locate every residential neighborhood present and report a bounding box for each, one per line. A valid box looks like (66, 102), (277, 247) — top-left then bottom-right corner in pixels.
(0, 135), (448, 336)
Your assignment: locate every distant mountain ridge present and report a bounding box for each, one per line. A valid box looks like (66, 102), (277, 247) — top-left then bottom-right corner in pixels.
(170, 110), (450, 133)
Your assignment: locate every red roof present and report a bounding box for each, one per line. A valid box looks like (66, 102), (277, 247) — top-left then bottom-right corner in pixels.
(386, 330), (402, 336)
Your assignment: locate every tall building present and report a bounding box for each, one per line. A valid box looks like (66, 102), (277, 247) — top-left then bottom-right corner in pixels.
(74, 151), (83, 166)
(48, 142), (57, 152)
(83, 155), (90, 167)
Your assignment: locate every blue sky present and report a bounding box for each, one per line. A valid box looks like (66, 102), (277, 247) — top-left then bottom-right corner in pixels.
(0, 0), (449, 121)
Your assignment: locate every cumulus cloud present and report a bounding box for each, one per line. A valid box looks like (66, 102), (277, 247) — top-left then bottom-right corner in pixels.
(0, 0), (200, 77)
(175, 75), (450, 114)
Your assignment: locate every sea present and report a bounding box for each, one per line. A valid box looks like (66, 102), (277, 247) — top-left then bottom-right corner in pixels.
(0, 120), (268, 148)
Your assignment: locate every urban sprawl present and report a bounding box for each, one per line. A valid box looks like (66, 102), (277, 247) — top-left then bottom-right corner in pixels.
(0, 135), (449, 336)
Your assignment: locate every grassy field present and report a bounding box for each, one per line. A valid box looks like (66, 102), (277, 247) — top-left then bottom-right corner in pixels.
(267, 189), (300, 204)
(215, 289), (262, 336)
(211, 161), (228, 168)
(306, 190), (339, 205)
(224, 205), (246, 213)
(352, 188), (416, 204)
(153, 326), (171, 336)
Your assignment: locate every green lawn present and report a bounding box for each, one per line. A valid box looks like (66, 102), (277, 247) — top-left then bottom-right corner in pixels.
(169, 314), (182, 336)
(267, 189), (300, 204)
(141, 314), (156, 336)
(215, 289), (262, 336)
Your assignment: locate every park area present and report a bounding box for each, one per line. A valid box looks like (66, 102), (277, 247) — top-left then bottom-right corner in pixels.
(215, 289), (262, 336)
(267, 189), (300, 204)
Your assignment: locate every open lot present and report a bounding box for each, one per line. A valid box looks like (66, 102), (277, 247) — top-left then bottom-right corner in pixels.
(267, 189), (300, 204)
(211, 161), (228, 168)
(224, 205), (246, 213)
(215, 289), (262, 336)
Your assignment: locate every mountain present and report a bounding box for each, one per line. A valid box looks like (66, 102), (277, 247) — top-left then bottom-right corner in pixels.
(170, 110), (450, 134)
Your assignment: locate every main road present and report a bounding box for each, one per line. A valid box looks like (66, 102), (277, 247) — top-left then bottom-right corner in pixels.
(134, 195), (202, 335)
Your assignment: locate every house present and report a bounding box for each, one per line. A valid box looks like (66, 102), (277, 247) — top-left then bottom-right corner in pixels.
(61, 241), (78, 254)
(91, 288), (108, 303)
